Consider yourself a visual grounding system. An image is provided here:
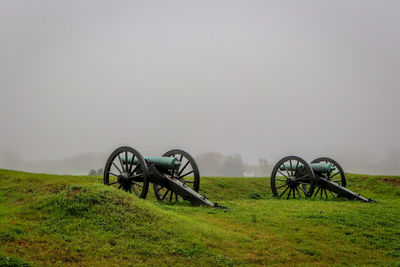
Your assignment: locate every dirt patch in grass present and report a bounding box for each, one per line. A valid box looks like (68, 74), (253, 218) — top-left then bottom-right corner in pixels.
(45, 184), (66, 194)
(380, 178), (400, 187)
(113, 195), (131, 208)
(0, 175), (11, 180)
(66, 187), (81, 197)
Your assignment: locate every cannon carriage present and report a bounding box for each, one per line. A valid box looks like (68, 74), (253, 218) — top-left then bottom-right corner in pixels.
(270, 156), (374, 202)
(103, 146), (221, 207)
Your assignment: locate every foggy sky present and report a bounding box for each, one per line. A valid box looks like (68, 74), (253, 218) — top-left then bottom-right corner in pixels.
(1, 1), (399, 170)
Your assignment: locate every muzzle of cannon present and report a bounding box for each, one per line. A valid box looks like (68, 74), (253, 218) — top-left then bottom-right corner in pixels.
(270, 156), (375, 202)
(103, 146), (224, 208)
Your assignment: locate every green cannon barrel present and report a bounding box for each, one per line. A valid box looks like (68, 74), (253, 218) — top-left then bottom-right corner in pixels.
(121, 156), (181, 170)
(279, 163), (335, 173)
(310, 163), (335, 173)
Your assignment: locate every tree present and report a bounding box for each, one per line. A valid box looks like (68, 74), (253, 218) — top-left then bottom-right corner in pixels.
(222, 154), (245, 177)
(195, 152), (245, 177)
(88, 168), (104, 176)
(258, 158), (272, 176)
(195, 152), (225, 176)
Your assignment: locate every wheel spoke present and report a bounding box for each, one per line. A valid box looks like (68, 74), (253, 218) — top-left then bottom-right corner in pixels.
(313, 187), (321, 198)
(108, 172), (119, 177)
(279, 186), (290, 198)
(282, 162), (291, 178)
(297, 181), (311, 185)
(277, 170), (289, 179)
(132, 185), (139, 197)
(175, 193), (178, 201)
(330, 172), (340, 178)
(287, 188), (292, 199)
(299, 186), (308, 195)
(328, 190), (336, 198)
(117, 154), (125, 172)
(295, 186), (302, 198)
(130, 174), (144, 179)
(128, 155), (135, 174)
(162, 189), (170, 200)
(276, 184), (288, 190)
(324, 188), (328, 198)
(125, 151), (129, 173)
(295, 174), (310, 181)
(108, 181), (119, 185)
(132, 181), (143, 188)
(289, 160), (293, 177)
(274, 178), (287, 182)
(129, 164), (140, 176)
(178, 161), (190, 176)
(179, 170), (194, 179)
(294, 166), (305, 178)
(157, 186), (164, 192)
(112, 162), (123, 174)
(169, 191), (173, 201)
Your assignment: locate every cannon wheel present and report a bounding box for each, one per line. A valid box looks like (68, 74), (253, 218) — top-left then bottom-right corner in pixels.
(311, 157), (346, 199)
(270, 156), (315, 199)
(153, 149), (200, 202)
(104, 146), (150, 198)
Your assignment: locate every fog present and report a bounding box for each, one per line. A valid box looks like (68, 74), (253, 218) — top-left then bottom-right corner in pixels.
(1, 1), (399, 175)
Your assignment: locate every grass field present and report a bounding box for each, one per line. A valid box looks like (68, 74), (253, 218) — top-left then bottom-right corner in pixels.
(0, 169), (399, 266)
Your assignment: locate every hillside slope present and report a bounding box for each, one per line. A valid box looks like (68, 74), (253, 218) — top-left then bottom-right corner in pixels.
(0, 169), (399, 266)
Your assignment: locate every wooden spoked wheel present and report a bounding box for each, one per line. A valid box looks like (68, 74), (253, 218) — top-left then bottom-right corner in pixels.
(270, 156), (315, 199)
(104, 146), (150, 198)
(311, 157), (346, 199)
(153, 149), (200, 202)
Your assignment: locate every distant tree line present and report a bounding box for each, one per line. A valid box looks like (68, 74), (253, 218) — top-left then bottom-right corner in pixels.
(245, 158), (273, 177)
(88, 168), (103, 176)
(195, 152), (273, 177)
(5, 148), (398, 177)
(88, 153), (271, 177)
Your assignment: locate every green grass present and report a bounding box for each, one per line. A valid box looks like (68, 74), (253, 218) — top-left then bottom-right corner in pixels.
(0, 169), (399, 266)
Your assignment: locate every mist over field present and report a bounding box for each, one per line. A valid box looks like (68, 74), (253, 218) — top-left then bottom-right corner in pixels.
(1, 1), (399, 175)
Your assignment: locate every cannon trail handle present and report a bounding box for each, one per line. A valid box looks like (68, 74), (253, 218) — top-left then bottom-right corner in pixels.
(165, 175), (226, 208)
(321, 178), (376, 203)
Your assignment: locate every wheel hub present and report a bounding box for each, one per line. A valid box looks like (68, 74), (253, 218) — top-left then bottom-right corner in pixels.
(118, 173), (131, 187)
(286, 177), (298, 188)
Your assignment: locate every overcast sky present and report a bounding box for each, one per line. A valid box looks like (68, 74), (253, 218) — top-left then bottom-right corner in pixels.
(1, 0), (399, 166)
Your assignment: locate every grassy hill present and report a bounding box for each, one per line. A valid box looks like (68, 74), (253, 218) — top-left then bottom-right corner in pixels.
(0, 169), (399, 266)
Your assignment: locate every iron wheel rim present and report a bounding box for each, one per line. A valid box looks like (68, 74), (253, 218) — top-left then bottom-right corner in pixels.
(103, 146), (150, 198)
(270, 155), (315, 199)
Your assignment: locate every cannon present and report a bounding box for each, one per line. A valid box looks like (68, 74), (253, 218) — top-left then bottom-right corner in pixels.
(270, 156), (375, 202)
(103, 146), (223, 207)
